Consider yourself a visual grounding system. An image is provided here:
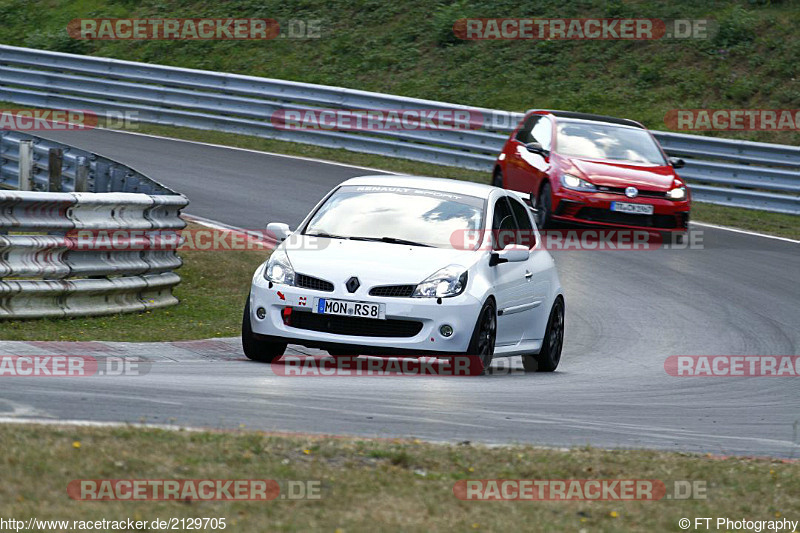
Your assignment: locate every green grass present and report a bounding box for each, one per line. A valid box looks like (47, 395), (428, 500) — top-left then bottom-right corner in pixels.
(1, 0), (799, 146)
(1, 424), (798, 532)
(0, 0), (797, 238)
(0, 223), (268, 341)
(691, 202), (800, 239)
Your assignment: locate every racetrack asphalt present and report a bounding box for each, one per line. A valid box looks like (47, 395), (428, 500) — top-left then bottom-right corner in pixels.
(1, 128), (798, 457)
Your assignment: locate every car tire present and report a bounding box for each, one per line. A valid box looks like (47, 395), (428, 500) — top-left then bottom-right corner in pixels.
(522, 297), (564, 372)
(492, 168), (504, 188)
(535, 182), (553, 229)
(466, 299), (497, 373)
(242, 299), (287, 363)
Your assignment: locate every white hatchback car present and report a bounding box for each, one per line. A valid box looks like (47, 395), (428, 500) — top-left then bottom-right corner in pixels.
(243, 175), (564, 371)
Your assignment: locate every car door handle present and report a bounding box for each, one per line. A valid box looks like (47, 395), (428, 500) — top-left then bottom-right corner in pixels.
(525, 271), (533, 279)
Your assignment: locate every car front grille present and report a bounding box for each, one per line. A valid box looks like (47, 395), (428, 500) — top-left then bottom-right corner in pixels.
(288, 311), (423, 338)
(296, 273), (334, 292)
(369, 284), (416, 297)
(596, 186), (667, 198)
(576, 207), (679, 229)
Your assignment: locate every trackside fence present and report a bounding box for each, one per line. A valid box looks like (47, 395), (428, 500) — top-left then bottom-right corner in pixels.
(0, 44), (797, 215)
(0, 130), (188, 319)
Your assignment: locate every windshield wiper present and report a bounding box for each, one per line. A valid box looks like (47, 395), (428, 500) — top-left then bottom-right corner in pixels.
(305, 232), (349, 239)
(349, 236), (432, 247)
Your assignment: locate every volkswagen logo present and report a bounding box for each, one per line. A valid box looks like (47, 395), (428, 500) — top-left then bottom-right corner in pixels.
(625, 186), (638, 198)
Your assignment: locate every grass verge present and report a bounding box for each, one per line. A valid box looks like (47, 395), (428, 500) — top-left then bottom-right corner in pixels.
(0, 424), (797, 533)
(690, 202), (800, 240)
(2, 0), (799, 148)
(0, 223), (267, 342)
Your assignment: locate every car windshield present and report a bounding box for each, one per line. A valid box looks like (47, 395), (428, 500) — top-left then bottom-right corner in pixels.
(556, 120), (666, 165)
(303, 185), (485, 248)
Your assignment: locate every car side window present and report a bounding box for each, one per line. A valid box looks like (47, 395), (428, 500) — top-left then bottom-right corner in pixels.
(492, 196), (518, 250)
(514, 115), (540, 144)
(514, 115), (551, 150)
(531, 116), (552, 151)
(508, 197), (536, 249)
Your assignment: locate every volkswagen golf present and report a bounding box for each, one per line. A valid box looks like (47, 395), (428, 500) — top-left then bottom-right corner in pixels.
(493, 110), (690, 239)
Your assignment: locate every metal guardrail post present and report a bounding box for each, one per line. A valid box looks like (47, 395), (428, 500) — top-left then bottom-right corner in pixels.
(109, 166), (124, 191)
(48, 148), (63, 192)
(18, 140), (33, 191)
(75, 156), (89, 192)
(95, 161), (110, 192)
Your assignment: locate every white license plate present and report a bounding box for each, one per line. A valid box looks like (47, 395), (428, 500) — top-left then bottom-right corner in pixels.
(611, 202), (654, 215)
(313, 298), (385, 320)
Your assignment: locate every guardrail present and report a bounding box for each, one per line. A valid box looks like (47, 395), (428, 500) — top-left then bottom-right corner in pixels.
(0, 44), (797, 215)
(1, 130), (177, 194)
(0, 131), (188, 319)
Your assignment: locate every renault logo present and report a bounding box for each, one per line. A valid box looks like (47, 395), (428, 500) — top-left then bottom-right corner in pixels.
(625, 186), (638, 198)
(345, 277), (360, 293)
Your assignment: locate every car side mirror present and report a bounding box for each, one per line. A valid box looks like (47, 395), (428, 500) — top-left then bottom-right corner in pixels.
(266, 222), (292, 243)
(525, 142), (547, 156)
(669, 157), (685, 169)
(489, 244), (530, 266)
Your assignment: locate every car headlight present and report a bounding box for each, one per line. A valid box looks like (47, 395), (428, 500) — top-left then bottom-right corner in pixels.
(412, 265), (468, 298)
(561, 173), (597, 191)
(263, 248), (296, 286)
(667, 187), (686, 200)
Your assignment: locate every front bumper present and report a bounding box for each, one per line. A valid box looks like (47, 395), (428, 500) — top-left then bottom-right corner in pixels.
(552, 190), (690, 231)
(249, 266), (483, 354)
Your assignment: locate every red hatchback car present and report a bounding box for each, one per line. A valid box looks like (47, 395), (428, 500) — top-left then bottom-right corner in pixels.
(492, 110), (690, 237)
